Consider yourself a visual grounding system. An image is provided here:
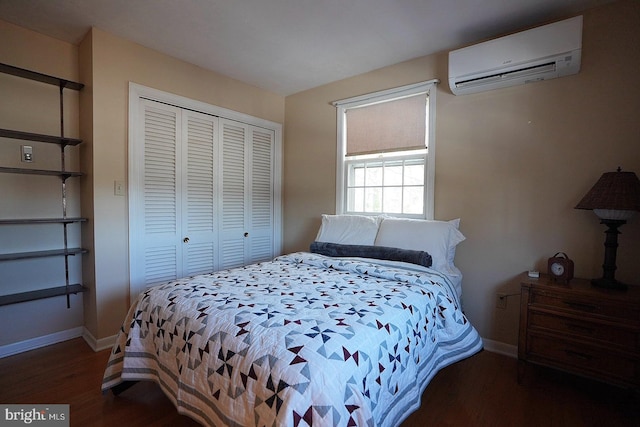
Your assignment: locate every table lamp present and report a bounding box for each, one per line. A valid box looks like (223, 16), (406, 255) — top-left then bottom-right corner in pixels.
(575, 168), (640, 289)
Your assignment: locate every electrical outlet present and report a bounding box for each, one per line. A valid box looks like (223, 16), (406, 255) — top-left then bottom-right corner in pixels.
(496, 293), (507, 309)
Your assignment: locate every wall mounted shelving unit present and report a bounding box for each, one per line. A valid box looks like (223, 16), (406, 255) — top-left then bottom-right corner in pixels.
(0, 62), (86, 308)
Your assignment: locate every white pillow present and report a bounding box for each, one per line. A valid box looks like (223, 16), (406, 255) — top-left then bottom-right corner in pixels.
(315, 214), (382, 245)
(373, 217), (465, 273)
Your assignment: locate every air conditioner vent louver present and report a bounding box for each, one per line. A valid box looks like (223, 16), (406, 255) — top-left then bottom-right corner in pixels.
(455, 62), (557, 89)
(449, 16), (582, 95)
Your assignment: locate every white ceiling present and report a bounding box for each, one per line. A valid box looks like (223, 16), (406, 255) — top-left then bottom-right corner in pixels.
(0, 0), (613, 96)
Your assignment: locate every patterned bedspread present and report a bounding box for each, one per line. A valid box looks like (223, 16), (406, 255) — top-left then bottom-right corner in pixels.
(102, 252), (482, 426)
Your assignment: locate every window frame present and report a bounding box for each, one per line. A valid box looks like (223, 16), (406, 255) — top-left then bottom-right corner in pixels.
(345, 150), (427, 216)
(333, 80), (438, 219)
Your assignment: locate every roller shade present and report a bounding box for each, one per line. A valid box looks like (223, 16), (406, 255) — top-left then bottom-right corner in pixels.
(346, 93), (427, 156)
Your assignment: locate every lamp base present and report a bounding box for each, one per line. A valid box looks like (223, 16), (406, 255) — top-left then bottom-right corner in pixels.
(591, 277), (627, 290)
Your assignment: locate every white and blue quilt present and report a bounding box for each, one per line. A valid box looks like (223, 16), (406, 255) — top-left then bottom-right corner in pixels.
(102, 252), (482, 426)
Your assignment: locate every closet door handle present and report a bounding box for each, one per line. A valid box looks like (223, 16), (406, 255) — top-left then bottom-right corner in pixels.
(244, 232), (249, 237)
(183, 237), (190, 243)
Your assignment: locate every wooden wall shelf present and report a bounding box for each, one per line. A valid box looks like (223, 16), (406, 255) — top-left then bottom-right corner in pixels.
(0, 248), (88, 262)
(0, 128), (82, 147)
(0, 218), (87, 225)
(0, 62), (86, 307)
(0, 166), (83, 179)
(0, 284), (86, 307)
(0, 62), (83, 91)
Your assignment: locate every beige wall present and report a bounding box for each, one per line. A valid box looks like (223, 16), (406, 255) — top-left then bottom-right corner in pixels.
(283, 0), (640, 346)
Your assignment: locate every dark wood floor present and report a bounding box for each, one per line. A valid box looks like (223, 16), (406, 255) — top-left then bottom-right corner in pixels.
(0, 338), (637, 426)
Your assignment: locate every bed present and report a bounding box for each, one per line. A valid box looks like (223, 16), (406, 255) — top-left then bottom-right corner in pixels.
(102, 216), (483, 426)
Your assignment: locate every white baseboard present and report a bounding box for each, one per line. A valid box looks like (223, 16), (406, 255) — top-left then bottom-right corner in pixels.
(482, 337), (517, 358)
(82, 328), (117, 352)
(0, 326), (84, 359)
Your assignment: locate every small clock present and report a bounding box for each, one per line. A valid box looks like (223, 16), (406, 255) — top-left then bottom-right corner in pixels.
(548, 252), (574, 283)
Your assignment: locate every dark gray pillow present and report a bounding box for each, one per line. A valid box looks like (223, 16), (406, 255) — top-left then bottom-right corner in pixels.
(310, 241), (432, 268)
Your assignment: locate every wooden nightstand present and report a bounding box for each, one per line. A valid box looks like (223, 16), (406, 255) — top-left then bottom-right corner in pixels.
(518, 272), (640, 390)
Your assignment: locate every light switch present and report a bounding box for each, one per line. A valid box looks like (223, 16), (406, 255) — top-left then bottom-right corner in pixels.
(114, 180), (126, 196)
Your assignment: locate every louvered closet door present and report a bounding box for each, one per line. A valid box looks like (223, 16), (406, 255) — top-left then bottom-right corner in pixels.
(247, 126), (275, 264)
(182, 110), (218, 277)
(130, 89), (279, 298)
(219, 119), (275, 269)
(219, 119), (247, 269)
(130, 100), (183, 290)
(130, 101), (219, 294)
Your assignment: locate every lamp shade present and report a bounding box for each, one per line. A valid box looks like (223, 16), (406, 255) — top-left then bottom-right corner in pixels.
(575, 169), (640, 219)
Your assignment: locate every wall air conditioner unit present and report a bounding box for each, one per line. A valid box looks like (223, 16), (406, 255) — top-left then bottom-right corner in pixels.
(449, 15), (582, 95)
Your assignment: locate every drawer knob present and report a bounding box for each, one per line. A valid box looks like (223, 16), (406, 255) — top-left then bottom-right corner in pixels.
(565, 349), (593, 361)
(563, 301), (597, 312)
(565, 323), (595, 335)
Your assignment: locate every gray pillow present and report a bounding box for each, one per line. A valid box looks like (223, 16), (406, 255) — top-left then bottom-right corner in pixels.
(310, 241), (432, 268)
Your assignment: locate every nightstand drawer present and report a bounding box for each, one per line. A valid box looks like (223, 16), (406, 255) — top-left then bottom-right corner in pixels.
(529, 311), (638, 350)
(528, 334), (637, 384)
(530, 291), (640, 321)
(519, 274), (640, 389)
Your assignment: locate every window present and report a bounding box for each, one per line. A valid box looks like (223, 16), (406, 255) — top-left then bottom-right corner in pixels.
(346, 153), (425, 214)
(334, 80), (437, 219)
